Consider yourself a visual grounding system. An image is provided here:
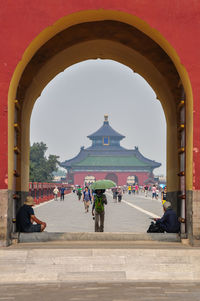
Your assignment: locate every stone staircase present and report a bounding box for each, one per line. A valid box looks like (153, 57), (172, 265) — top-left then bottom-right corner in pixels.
(1, 234), (200, 284)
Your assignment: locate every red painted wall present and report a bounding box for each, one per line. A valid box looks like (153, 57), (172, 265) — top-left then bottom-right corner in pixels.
(0, 1), (200, 189)
(73, 171), (149, 186)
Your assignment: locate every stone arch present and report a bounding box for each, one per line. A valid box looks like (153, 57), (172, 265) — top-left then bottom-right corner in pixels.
(127, 175), (139, 186)
(105, 173), (118, 185)
(7, 9), (194, 241)
(84, 175), (96, 186)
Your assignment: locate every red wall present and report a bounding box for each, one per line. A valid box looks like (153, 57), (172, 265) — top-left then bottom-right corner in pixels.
(73, 171), (149, 186)
(0, 1), (200, 189)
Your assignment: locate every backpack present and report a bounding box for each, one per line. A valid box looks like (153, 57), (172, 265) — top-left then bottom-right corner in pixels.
(94, 195), (104, 213)
(147, 222), (164, 233)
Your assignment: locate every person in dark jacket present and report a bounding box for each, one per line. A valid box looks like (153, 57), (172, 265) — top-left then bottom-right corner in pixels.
(60, 185), (66, 201)
(16, 196), (46, 232)
(154, 201), (180, 233)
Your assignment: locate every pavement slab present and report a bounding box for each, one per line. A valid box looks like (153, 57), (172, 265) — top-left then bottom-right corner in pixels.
(0, 244), (200, 284)
(0, 282), (200, 301)
(0, 192), (199, 300)
(33, 192), (164, 233)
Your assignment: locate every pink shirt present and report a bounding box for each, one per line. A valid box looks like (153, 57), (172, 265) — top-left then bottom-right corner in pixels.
(152, 186), (156, 193)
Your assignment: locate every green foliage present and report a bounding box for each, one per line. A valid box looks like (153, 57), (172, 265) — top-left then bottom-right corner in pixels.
(30, 142), (59, 182)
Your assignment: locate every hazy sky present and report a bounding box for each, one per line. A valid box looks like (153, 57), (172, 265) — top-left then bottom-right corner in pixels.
(30, 59), (166, 175)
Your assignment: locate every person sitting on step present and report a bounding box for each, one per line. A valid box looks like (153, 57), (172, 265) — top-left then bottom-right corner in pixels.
(16, 196), (46, 233)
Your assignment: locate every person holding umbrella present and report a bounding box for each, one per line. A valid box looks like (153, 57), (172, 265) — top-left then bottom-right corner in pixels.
(92, 189), (107, 232)
(91, 180), (116, 232)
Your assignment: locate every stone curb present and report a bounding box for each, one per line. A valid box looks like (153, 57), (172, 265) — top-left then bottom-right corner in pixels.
(17, 232), (181, 243)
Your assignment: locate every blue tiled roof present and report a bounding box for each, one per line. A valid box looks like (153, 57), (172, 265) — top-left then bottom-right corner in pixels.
(61, 147), (161, 170)
(87, 121), (125, 140)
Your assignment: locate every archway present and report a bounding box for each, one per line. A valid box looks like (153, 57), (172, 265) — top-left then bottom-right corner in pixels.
(127, 175), (139, 186)
(84, 175), (96, 186)
(105, 173), (118, 185)
(8, 10), (193, 240)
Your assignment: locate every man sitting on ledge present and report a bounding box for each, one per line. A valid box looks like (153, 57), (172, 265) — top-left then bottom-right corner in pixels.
(16, 196), (46, 232)
(154, 201), (180, 233)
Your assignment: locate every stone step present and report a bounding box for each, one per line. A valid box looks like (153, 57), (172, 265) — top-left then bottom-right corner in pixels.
(0, 246), (200, 283)
(15, 232), (182, 243)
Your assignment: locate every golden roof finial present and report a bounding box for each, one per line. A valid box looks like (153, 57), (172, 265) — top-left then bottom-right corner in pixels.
(104, 114), (108, 122)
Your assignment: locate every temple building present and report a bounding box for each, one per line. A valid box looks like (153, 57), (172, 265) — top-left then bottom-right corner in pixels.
(61, 115), (161, 186)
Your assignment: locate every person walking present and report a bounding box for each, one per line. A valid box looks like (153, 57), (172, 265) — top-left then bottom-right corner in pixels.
(77, 186), (82, 200)
(117, 187), (122, 202)
(161, 186), (167, 205)
(132, 185), (136, 195)
(152, 184), (157, 199)
(144, 185), (148, 197)
(112, 188), (118, 202)
(16, 196), (46, 232)
(82, 186), (91, 213)
(92, 189), (107, 232)
(156, 187), (159, 200)
(135, 184), (139, 194)
(60, 185), (65, 201)
(53, 186), (59, 201)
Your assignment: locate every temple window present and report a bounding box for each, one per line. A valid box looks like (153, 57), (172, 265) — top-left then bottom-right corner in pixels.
(103, 136), (109, 145)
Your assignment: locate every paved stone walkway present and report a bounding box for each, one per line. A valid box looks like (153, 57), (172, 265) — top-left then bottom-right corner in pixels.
(1, 192), (198, 300)
(1, 241), (200, 284)
(34, 192), (163, 232)
(0, 282), (200, 300)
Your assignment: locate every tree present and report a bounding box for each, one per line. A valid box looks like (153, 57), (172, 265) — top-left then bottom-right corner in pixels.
(29, 142), (60, 182)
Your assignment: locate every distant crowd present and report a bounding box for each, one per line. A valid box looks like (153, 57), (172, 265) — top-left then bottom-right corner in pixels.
(16, 181), (185, 235)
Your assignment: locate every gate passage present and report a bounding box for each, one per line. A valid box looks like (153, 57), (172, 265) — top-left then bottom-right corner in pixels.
(0, 2), (199, 246)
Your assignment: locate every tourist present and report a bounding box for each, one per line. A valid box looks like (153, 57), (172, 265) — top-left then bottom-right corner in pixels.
(92, 189), (107, 232)
(77, 186), (82, 200)
(152, 184), (157, 199)
(60, 185), (65, 201)
(144, 185), (148, 197)
(132, 185), (136, 194)
(161, 186), (167, 205)
(82, 186), (91, 213)
(53, 186), (59, 201)
(112, 188), (118, 202)
(16, 196), (46, 232)
(156, 187), (159, 200)
(135, 184), (139, 194)
(153, 201), (180, 233)
(117, 187), (122, 202)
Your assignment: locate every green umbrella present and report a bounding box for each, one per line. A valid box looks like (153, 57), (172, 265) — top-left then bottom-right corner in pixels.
(90, 179), (116, 190)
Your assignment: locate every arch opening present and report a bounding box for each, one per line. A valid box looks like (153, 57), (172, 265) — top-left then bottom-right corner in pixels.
(105, 173), (118, 185)
(8, 11), (193, 237)
(127, 176), (139, 186)
(15, 20), (181, 191)
(84, 176), (96, 186)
